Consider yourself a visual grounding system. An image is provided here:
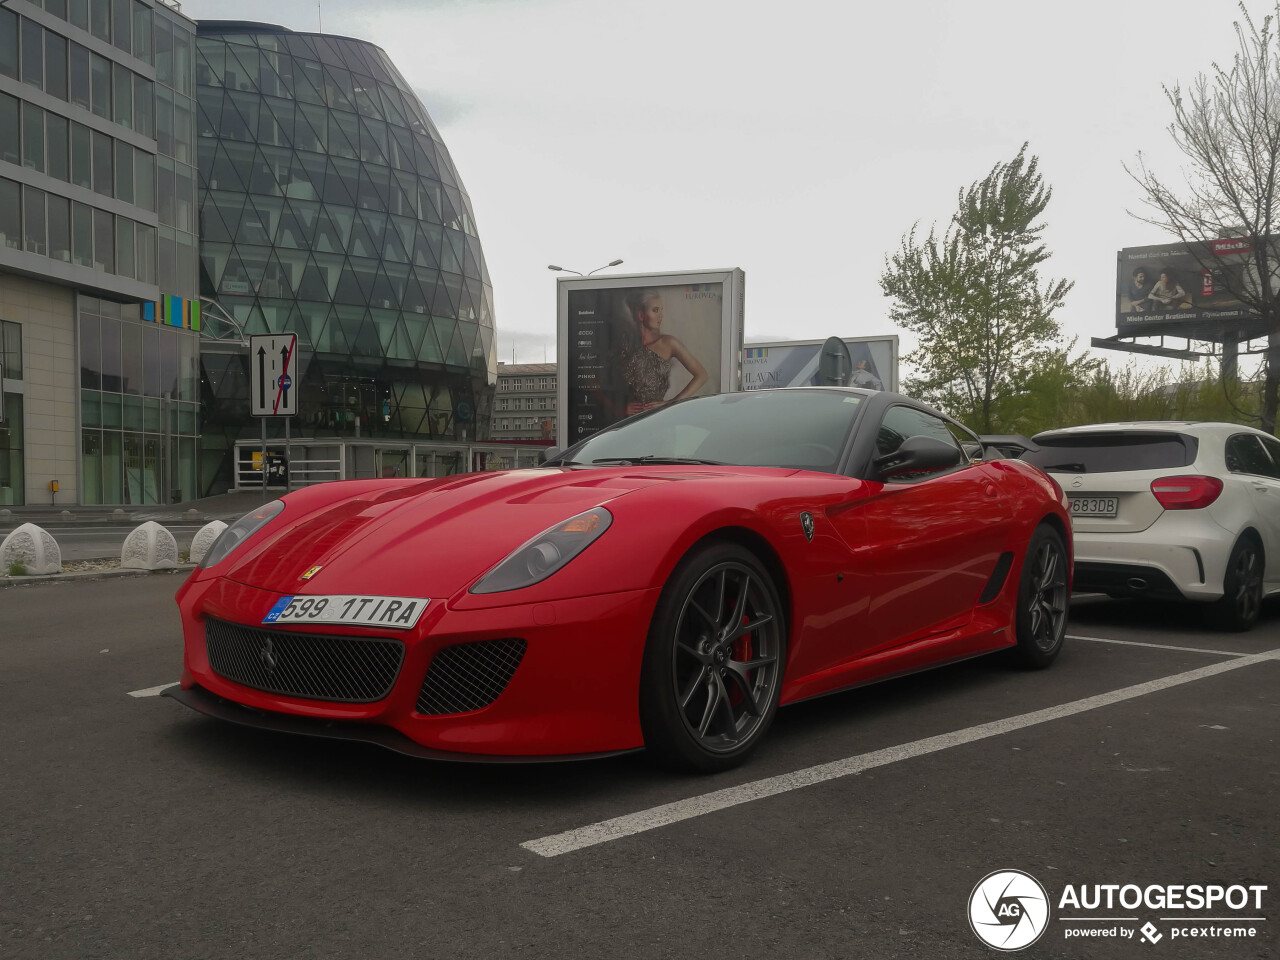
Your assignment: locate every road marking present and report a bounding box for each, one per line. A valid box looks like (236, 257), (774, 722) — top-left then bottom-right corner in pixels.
(1066, 634), (1252, 657)
(521, 647), (1280, 858)
(128, 682), (179, 698)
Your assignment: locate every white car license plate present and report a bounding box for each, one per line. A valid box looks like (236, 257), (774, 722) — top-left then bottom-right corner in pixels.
(1070, 497), (1118, 518)
(262, 594), (429, 629)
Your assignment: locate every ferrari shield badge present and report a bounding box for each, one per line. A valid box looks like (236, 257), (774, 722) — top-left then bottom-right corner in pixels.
(800, 511), (815, 542)
(300, 565), (322, 580)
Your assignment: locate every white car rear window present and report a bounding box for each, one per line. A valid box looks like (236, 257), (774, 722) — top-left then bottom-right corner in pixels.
(1023, 433), (1197, 474)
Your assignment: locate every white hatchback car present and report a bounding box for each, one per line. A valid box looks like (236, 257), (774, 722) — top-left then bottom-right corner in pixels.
(1022, 422), (1280, 631)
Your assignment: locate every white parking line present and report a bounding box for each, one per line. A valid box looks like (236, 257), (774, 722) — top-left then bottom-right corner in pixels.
(1066, 635), (1252, 657)
(128, 682), (179, 698)
(521, 647), (1280, 858)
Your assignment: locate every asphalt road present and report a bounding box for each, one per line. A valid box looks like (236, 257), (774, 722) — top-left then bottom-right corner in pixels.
(1, 576), (1276, 960)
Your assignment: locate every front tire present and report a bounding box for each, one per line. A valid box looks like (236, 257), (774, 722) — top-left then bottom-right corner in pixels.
(640, 541), (786, 773)
(1207, 535), (1264, 632)
(1010, 525), (1069, 668)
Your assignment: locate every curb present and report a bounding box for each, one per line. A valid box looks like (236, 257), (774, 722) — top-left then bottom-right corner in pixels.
(1, 566), (194, 588)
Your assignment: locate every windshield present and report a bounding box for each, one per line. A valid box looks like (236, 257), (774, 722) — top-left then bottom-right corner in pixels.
(561, 390), (865, 473)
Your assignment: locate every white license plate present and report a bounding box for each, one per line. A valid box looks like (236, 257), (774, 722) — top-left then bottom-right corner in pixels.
(1070, 497), (1118, 518)
(262, 594), (429, 629)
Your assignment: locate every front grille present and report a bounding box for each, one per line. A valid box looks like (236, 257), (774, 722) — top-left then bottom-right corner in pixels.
(416, 638), (527, 715)
(205, 618), (404, 703)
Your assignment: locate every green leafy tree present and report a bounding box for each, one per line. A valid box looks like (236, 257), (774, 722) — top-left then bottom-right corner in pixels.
(881, 144), (1077, 432)
(1127, 2), (1280, 433)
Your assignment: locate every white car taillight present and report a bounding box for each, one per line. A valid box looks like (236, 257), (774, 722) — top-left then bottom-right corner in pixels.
(1150, 475), (1224, 510)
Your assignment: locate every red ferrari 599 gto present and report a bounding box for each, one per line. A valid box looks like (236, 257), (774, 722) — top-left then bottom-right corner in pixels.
(171, 388), (1071, 771)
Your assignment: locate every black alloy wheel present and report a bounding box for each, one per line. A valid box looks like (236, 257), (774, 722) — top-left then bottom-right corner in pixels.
(1208, 536), (1264, 632)
(640, 541), (786, 772)
(1011, 525), (1069, 668)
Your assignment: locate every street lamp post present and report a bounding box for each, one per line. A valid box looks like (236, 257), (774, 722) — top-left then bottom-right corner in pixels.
(547, 259), (624, 277)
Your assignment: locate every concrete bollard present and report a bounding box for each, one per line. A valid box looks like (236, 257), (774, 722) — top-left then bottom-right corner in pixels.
(1, 523), (62, 575)
(188, 520), (228, 566)
(121, 521), (179, 570)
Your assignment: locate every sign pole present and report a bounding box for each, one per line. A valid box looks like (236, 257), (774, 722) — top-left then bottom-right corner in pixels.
(260, 416), (267, 503)
(285, 416), (291, 493)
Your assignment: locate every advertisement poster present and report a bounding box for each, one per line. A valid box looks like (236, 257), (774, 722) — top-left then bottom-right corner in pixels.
(557, 270), (744, 445)
(741, 336), (898, 393)
(1115, 240), (1277, 336)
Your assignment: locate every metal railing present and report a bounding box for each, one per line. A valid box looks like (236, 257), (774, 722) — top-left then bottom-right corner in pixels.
(232, 438), (546, 490)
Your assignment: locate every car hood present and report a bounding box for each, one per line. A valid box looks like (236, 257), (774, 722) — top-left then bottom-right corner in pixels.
(216, 467), (719, 598)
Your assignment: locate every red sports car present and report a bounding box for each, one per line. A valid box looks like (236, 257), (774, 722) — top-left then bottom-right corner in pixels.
(170, 388), (1071, 771)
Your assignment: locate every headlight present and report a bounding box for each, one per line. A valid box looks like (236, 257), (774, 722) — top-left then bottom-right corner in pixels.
(470, 507), (613, 594)
(198, 499), (286, 569)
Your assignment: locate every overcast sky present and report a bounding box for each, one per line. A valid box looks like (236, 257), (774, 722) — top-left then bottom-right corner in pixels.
(180, 0), (1268, 372)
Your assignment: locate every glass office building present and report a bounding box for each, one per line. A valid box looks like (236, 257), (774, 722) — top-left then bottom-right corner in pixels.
(194, 22), (497, 494)
(0, 0), (201, 505)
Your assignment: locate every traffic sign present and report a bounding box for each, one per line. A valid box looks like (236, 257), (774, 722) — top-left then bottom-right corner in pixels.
(250, 334), (299, 417)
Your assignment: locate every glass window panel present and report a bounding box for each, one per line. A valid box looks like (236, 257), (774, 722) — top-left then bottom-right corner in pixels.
(81, 429), (102, 504)
(21, 19), (43, 89)
(152, 16), (171, 86)
(46, 112), (68, 182)
(70, 122), (91, 188)
(99, 316), (121, 392)
(71, 200), (92, 266)
(134, 147), (154, 210)
(159, 328), (177, 398)
(0, 9), (17, 80)
(82, 392), (101, 428)
(0, 178), (20, 251)
(113, 63), (132, 127)
(23, 185), (46, 255)
(92, 207), (113, 271)
(155, 83), (173, 156)
(156, 223), (174, 289)
(101, 429), (121, 503)
(114, 214), (134, 278)
(90, 52), (111, 118)
(172, 27), (191, 96)
(2, 318), (23, 377)
(44, 31), (68, 101)
(22, 103), (44, 173)
(69, 43), (90, 111)
(91, 128), (111, 195)
(80, 313), (101, 389)
(47, 0), (70, 19)
(178, 405), (195, 436)
(113, 139), (133, 203)
(69, 0), (89, 31)
(47, 193), (69, 263)
(133, 76), (152, 138)
(120, 322), (141, 396)
(175, 163), (193, 231)
(134, 222), (154, 283)
(132, 2), (152, 64)
(90, 0), (110, 42)
(0, 93), (17, 165)
(173, 97), (192, 164)
(177, 333), (195, 401)
(112, 0), (131, 54)
(142, 325), (159, 396)
(143, 397), (159, 432)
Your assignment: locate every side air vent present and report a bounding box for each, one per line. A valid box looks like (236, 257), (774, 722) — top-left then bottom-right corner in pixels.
(416, 638), (527, 715)
(978, 552), (1015, 605)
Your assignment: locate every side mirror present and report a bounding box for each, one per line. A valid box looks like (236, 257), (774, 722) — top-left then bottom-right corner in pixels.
(874, 435), (962, 479)
(540, 446), (563, 465)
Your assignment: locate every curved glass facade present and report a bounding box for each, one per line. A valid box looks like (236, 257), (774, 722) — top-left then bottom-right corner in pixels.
(193, 22), (496, 493)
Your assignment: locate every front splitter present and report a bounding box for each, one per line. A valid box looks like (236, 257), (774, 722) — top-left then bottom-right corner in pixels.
(164, 683), (639, 764)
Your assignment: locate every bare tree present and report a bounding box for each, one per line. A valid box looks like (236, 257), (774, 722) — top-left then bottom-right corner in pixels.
(1128, 2), (1280, 433)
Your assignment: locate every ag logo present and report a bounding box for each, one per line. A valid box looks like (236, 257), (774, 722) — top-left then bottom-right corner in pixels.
(968, 869), (1050, 951)
(799, 511), (815, 542)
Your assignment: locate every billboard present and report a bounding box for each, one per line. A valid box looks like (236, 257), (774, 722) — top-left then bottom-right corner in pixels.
(1116, 240), (1277, 336)
(742, 336), (899, 393)
(556, 269), (745, 445)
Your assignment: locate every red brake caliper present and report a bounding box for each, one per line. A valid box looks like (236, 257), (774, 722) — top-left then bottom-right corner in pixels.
(728, 615), (753, 706)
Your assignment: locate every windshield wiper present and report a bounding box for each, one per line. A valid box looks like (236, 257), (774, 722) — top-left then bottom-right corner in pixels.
(590, 456), (728, 466)
(1042, 462), (1087, 472)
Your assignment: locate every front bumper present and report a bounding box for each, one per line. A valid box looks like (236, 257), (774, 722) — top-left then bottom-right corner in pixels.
(175, 576), (662, 757)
